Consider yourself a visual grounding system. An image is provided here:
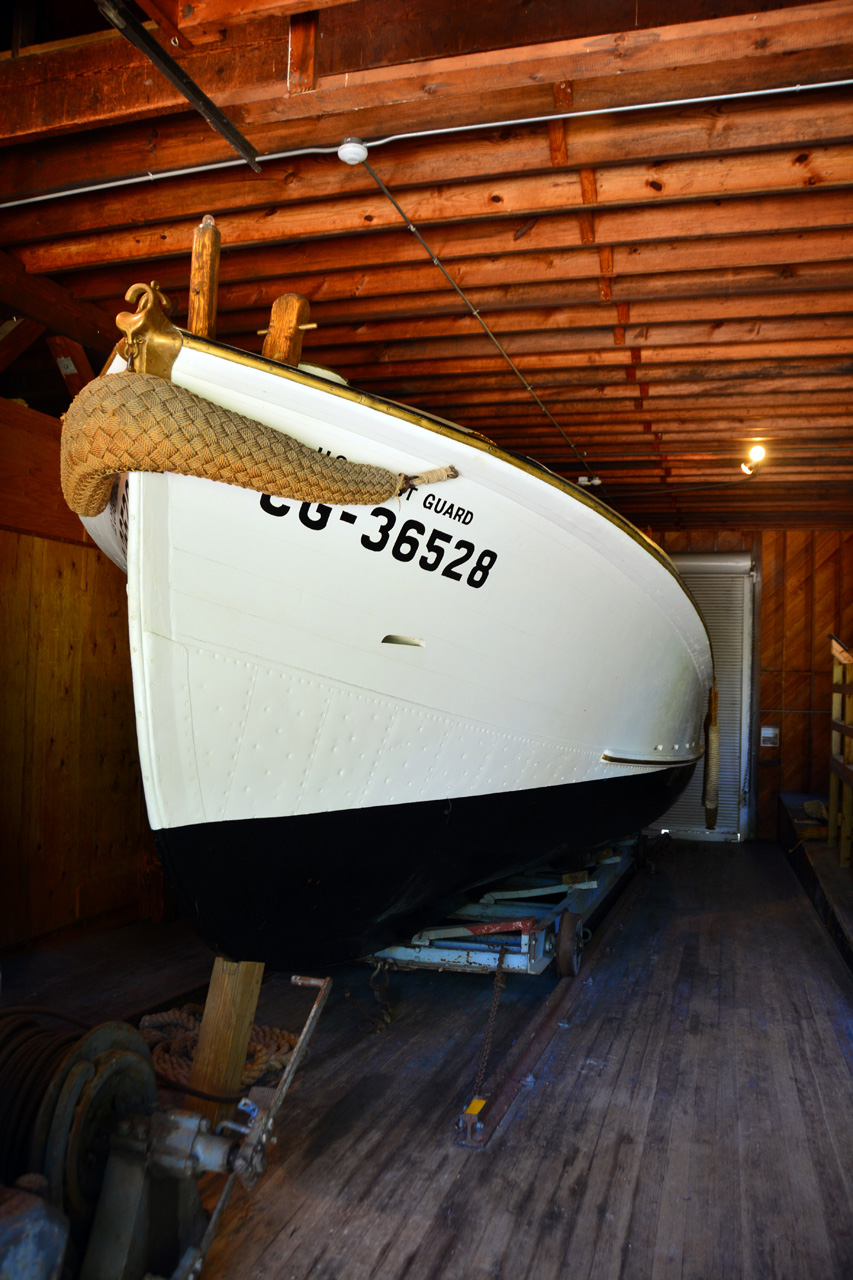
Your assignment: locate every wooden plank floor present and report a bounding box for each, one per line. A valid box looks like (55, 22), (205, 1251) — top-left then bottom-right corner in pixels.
(0, 917), (213, 1022)
(206, 840), (853, 1280)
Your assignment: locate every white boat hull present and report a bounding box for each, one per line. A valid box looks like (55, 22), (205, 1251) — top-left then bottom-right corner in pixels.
(85, 336), (713, 965)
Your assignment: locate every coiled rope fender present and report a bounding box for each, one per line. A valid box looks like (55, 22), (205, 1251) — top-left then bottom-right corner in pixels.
(60, 371), (457, 517)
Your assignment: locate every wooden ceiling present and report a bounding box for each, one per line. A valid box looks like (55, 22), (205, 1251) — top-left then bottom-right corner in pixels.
(2, 0), (852, 531)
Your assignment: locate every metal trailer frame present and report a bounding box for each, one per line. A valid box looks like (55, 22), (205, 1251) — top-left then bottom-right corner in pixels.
(367, 841), (637, 976)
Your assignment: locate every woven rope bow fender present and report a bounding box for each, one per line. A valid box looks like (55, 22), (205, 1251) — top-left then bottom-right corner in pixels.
(60, 371), (455, 518)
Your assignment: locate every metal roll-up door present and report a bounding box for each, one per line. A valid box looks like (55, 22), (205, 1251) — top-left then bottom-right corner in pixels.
(650, 552), (755, 841)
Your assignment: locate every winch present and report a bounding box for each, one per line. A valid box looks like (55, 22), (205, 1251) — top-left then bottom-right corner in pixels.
(0, 976), (329, 1280)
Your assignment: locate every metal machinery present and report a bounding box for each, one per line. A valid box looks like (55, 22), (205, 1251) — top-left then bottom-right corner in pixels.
(0, 977), (329, 1280)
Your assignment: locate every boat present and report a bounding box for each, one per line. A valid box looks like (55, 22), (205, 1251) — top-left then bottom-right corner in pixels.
(62, 283), (714, 969)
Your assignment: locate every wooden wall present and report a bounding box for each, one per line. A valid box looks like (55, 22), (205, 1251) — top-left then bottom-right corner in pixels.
(652, 528), (853, 839)
(0, 529), (150, 950)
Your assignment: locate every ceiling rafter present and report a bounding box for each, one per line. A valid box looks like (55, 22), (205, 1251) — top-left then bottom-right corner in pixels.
(1, 0), (852, 529)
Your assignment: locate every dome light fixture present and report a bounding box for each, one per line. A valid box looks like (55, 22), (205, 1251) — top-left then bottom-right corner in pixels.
(741, 444), (766, 476)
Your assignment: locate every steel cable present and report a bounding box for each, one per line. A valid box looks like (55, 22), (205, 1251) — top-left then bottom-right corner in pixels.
(0, 1010), (84, 1184)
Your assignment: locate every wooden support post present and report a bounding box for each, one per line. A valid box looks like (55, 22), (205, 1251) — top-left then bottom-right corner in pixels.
(830, 652), (842, 850)
(187, 956), (264, 1125)
(844, 671), (853, 868)
(262, 294), (312, 367)
(829, 637), (853, 868)
(187, 214), (221, 340)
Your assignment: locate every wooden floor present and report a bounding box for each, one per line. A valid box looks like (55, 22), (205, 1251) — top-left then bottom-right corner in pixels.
(1, 916), (213, 1023)
(5, 840), (853, 1278)
(206, 840), (853, 1280)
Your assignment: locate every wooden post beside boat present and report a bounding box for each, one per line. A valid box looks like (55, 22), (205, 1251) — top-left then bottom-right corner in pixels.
(187, 213), (221, 340)
(187, 955), (265, 1125)
(829, 635), (853, 868)
(262, 293), (312, 367)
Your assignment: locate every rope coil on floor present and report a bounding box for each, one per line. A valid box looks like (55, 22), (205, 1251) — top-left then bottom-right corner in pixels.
(60, 371), (458, 517)
(139, 1004), (299, 1090)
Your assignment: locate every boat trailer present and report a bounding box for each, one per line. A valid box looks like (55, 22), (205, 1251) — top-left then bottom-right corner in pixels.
(367, 841), (636, 978)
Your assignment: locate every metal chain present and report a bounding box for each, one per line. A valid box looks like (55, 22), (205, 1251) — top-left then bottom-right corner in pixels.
(369, 959), (394, 1028)
(343, 960), (394, 1033)
(471, 946), (507, 1099)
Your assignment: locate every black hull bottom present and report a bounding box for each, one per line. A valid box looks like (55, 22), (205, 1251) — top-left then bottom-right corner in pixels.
(154, 766), (694, 969)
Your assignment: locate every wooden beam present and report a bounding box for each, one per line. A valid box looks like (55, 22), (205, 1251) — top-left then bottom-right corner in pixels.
(212, 289), (853, 346)
(201, 261), (853, 328)
(332, 361), (853, 390)
(419, 415), (853, 437)
(289, 323), (853, 375)
(170, 0), (359, 36)
(316, 0), (818, 75)
(487, 430), (853, 450)
(0, 318), (46, 373)
(571, 392), (853, 414)
(33, 228), (853, 334)
(87, 272), (853, 336)
(2, 4), (851, 195)
(320, 315), (853, 361)
(0, 17), (290, 145)
(452, 408), (853, 429)
(288, 11), (316, 94)
(4, 94), (853, 247)
(323, 340), (853, 379)
(133, 0), (193, 51)
(0, 398), (88, 544)
(15, 185), (853, 278)
(45, 336), (96, 398)
(348, 373), (850, 399)
(266, 2), (853, 123)
(411, 382), (853, 407)
(0, 250), (117, 354)
(4, 86), (853, 225)
(447, 407), (853, 427)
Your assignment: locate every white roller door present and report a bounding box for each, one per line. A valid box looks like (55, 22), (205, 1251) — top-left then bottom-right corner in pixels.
(650, 552), (755, 841)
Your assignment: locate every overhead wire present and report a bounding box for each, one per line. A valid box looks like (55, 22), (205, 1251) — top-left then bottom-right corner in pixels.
(2, 76), (852, 210)
(359, 158), (599, 484)
(605, 475), (765, 498)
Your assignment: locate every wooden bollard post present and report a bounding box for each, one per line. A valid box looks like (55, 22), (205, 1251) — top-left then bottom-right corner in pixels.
(262, 293), (312, 367)
(187, 955), (264, 1125)
(187, 213), (221, 339)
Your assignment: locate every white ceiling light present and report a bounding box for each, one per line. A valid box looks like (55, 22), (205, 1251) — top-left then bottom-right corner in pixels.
(337, 138), (369, 165)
